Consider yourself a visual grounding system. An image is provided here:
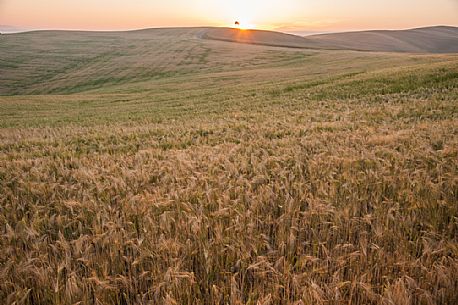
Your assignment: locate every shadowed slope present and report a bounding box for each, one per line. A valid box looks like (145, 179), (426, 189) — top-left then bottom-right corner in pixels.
(203, 26), (458, 53)
(201, 27), (322, 49)
(307, 26), (458, 53)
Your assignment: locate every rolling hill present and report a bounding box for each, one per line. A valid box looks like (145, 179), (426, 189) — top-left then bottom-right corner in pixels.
(1, 26), (457, 96)
(201, 27), (321, 49)
(202, 26), (458, 53)
(306, 26), (458, 53)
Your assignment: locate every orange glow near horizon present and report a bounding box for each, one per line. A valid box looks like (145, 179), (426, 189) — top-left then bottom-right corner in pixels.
(0, 0), (457, 33)
(234, 21), (257, 30)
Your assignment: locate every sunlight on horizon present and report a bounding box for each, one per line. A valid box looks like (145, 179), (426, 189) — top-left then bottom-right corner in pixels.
(0, 0), (457, 32)
(233, 20), (258, 30)
(206, 0), (297, 30)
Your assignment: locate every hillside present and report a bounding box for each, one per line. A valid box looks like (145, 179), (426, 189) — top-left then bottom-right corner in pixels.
(0, 27), (430, 96)
(1, 26), (457, 95)
(202, 26), (458, 53)
(201, 27), (321, 48)
(307, 26), (458, 53)
(0, 28), (286, 95)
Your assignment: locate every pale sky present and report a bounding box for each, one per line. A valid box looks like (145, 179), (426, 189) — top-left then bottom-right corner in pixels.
(0, 0), (457, 32)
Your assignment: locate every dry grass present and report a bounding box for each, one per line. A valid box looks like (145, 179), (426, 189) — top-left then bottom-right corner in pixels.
(0, 29), (457, 304)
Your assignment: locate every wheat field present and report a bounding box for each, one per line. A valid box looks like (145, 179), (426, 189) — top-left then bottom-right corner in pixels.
(0, 28), (457, 304)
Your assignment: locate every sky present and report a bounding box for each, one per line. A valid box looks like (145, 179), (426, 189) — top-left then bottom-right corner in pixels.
(0, 0), (457, 33)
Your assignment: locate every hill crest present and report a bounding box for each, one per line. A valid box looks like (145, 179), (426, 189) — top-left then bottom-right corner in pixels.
(202, 26), (458, 53)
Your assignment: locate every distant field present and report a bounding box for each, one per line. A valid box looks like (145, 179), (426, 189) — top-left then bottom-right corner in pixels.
(306, 26), (458, 53)
(203, 26), (458, 53)
(0, 28), (457, 305)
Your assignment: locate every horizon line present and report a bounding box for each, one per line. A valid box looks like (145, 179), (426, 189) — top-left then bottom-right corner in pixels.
(1, 24), (456, 35)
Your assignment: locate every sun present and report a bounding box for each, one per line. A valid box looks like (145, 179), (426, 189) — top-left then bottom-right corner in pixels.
(234, 20), (256, 30)
(197, 0), (299, 31)
(216, 0), (262, 29)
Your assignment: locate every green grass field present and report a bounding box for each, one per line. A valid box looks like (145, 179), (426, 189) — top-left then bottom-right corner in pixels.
(0, 28), (457, 304)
